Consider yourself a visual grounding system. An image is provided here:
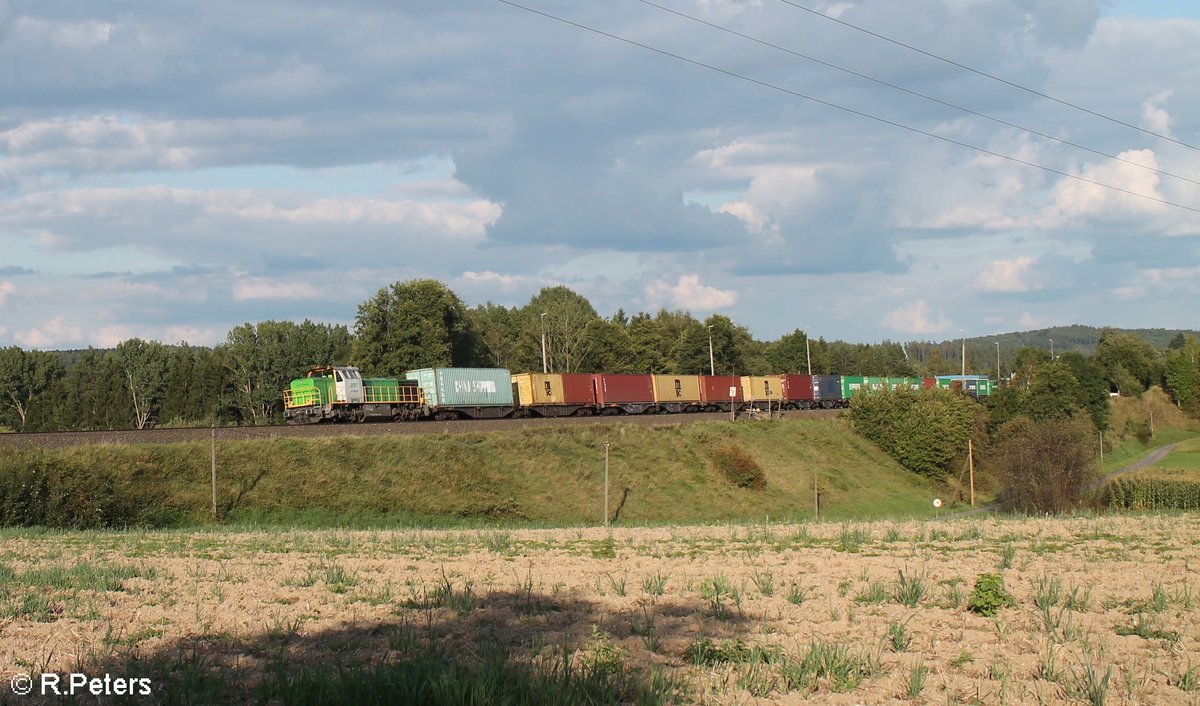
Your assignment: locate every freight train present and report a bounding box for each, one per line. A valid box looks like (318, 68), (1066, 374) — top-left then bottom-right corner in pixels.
(282, 367), (992, 424)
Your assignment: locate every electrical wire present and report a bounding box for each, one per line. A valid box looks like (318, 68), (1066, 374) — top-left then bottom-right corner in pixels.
(635, 0), (1200, 187)
(773, 0), (1200, 152)
(494, 0), (1200, 215)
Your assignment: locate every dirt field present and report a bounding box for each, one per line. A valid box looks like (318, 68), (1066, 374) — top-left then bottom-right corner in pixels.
(2, 515), (1199, 704)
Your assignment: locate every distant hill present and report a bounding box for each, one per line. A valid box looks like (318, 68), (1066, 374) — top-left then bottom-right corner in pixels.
(905, 325), (1200, 376)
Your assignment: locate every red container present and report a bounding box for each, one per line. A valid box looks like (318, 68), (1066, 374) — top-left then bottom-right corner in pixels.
(699, 375), (744, 403)
(779, 374), (814, 402)
(922, 377), (937, 389)
(592, 374), (655, 404)
(560, 373), (597, 405)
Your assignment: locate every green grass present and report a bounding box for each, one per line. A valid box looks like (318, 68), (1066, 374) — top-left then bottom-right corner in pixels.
(1102, 428), (1200, 475)
(1, 419), (948, 528)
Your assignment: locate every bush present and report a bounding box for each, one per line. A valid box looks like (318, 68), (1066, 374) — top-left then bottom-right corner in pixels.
(847, 387), (978, 479)
(711, 445), (766, 489)
(967, 573), (1015, 616)
(990, 414), (1100, 513)
(0, 453), (156, 529)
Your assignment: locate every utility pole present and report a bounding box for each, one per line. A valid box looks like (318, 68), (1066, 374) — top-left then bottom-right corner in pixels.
(540, 309), (549, 372)
(211, 426), (218, 517)
(1099, 431), (1104, 466)
(960, 330), (966, 376)
(813, 468), (819, 521)
(706, 325), (715, 376)
(1049, 338), (1054, 359)
(968, 438), (975, 507)
(995, 341), (1000, 382)
(603, 442), (610, 527)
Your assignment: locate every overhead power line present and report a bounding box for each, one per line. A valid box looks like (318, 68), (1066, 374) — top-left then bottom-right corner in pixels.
(634, 0), (1200, 188)
(494, 0), (1200, 215)
(773, 0), (1200, 153)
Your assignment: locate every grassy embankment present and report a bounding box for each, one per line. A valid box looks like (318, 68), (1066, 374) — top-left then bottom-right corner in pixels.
(1103, 387), (1200, 474)
(1, 418), (951, 528)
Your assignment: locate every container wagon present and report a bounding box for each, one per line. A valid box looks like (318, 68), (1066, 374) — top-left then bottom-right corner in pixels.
(592, 374), (656, 414)
(699, 375), (743, 412)
(812, 375), (846, 408)
(650, 375), (703, 413)
(935, 375), (993, 397)
(779, 374), (815, 410)
(511, 373), (595, 417)
(405, 367), (515, 420)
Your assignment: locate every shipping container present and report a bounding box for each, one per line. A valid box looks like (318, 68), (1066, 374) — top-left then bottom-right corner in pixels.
(922, 377), (937, 389)
(405, 367), (514, 407)
(863, 376), (888, 393)
(592, 374), (655, 405)
(651, 375), (701, 404)
(935, 375), (993, 397)
(812, 375), (844, 403)
(840, 375), (866, 399)
(886, 377), (922, 391)
(512, 373), (595, 407)
(779, 374), (814, 402)
(741, 376), (782, 402)
(699, 375), (744, 404)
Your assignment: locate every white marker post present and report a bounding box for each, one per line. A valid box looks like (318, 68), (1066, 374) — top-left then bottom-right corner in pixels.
(933, 497), (942, 520)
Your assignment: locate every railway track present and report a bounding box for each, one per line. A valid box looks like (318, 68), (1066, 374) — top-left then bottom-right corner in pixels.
(0, 409), (843, 450)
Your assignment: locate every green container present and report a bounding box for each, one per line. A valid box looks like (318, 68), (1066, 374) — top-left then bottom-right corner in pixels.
(840, 376), (866, 399)
(863, 376), (887, 393)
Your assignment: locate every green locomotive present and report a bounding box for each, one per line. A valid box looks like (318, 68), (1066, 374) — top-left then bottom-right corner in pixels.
(283, 366), (423, 424)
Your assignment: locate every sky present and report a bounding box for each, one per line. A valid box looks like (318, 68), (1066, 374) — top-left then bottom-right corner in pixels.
(1, 0), (1199, 350)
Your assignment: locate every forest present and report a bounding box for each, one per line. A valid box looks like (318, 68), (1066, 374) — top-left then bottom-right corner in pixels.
(1, 279), (1198, 432)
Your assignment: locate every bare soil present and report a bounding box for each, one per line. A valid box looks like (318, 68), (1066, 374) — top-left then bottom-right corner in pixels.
(2, 514), (1198, 704)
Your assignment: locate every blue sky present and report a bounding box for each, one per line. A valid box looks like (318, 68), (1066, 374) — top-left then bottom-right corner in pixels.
(1, 0), (1199, 349)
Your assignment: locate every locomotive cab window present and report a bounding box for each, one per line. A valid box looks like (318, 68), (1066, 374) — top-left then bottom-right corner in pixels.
(334, 370), (343, 382)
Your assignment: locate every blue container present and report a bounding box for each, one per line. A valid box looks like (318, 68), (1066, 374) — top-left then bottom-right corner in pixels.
(812, 375), (844, 401)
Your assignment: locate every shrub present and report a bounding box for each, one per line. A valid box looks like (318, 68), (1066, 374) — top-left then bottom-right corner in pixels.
(967, 573), (1015, 617)
(711, 445), (766, 489)
(990, 413), (1100, 513)
(847, 387), (978, 479)
(0, 452), (156, 529)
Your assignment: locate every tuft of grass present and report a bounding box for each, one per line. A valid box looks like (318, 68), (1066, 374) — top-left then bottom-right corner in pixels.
(907, 661), (928, 699)
(887, 618), (912, 652)
(854, 581), (888, 605)
(786, 583), (812, 606)
(749, 569), (774, 597)
(641, 572), (668, 600)
(893, 569), (926, 608)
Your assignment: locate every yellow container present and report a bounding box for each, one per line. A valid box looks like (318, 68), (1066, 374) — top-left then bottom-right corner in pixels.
(512, 373), (564, 406)
(740, 376), (782, 402)
(650, 375), (701, 403)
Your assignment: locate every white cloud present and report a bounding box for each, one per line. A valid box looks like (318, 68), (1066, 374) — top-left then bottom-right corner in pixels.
(232, 279), (320, 301)
(1047, 149), (1165, 220)
(0, 280), (14, 306)
(883, 300), (952, 334)
(645, 274), (737, 311)
(460, 271), (530, 292)
(14, 315), (83, 349)
(1141, 90), (1175, 137)
(976, 256), (1038, 293)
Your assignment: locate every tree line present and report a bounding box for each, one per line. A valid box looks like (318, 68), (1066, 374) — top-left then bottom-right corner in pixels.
(2, 279), (1198, 431)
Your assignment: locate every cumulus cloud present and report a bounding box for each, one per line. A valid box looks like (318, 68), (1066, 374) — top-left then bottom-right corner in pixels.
(15, 315), (83, 349)
(977, 256), (1039, 293)
(645, 274), (736, 311)
(232, 279), (321, 302)
(883, 300), (952, 334)
(1141, 91), (1175, 138)
(0, 280), (14, 306)
(460, 271), (531, 292)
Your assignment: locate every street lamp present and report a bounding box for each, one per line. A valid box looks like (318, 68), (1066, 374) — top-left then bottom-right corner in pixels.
(995, 341), (1000, 381)
(805, 327), (812, 375)
(705, 325), (715, 376)
(540, 312), (548, 374)
(1049, 338), (1054, 359)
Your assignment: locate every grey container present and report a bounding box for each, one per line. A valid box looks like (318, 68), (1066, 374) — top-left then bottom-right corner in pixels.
(405, 367), (514, 407)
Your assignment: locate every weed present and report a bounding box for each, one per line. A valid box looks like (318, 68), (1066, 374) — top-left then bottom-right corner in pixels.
(1114, 613), (1179, 643)
(854, 581), (888, 605)
(1037, 643), (1062, 683)
(1064, 584), (1093, 612)
(641, 572), (668, 600)
(949, 650), (974, 669)
(967, 573), (1015, 617)
(750, 569), (774, 597)
(893, 569), (926, 607)
(604, 572), (627, 597)
(1073, 659), (1113, 706)
(887, 617), (912, 652)
(1174, 662), (1197, 693)
(786, 583), (811, 606)
(907, 661), (928, 699)
(699, 575), (733, 618)
(591, 536), (617, 559)
(997, 543), (1016, 570)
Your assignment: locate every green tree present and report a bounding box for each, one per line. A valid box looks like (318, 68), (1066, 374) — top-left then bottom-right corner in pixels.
(352, 280), (478, 376)
(1163, 335), (1200, 415)
(1094, 328), (1159, 395)
(225, 320), (349, 421)
(1058, 352), (1111, 430)
(765, 329), (810, 374)
(471, 302), (523, 368)
(522, 286), (601, 373)
(847, 387), (978, 479)
(0, 347), (63, 431)
(113, 338), (171, 429)
(1024, 360), (1083, 422)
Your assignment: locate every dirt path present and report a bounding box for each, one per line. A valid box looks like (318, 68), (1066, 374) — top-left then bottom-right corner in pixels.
(1092, 441), (1181, 489)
